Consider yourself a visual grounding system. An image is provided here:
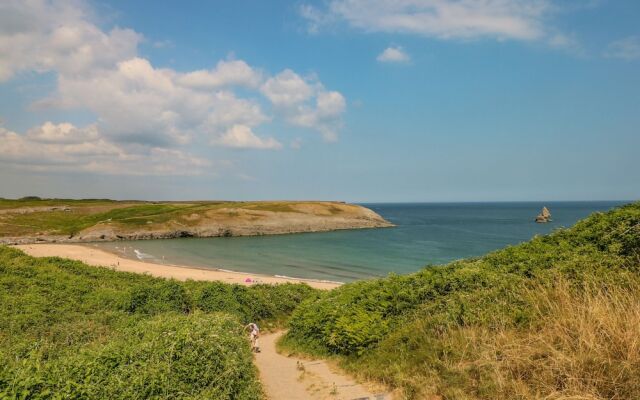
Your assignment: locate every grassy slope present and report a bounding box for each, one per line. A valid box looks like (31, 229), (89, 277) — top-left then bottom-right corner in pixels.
(0, 246), (317, 399)
(0, 197), (357, 238)
(283, 202), (640, 399)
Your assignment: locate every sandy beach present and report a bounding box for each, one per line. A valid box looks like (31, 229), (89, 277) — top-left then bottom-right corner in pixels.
(14, 244), (341, 290)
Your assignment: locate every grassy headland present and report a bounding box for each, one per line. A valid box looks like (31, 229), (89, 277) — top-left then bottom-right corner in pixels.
(0, 246), (317, 398)
(283, 202), (640, 399)
(0, 197), (392, 244)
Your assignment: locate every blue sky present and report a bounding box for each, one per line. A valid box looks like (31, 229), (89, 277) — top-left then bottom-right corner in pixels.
(0, 0), (638, 202)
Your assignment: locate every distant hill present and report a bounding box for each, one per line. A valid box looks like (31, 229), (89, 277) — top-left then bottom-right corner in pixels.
(0, 198), (392, 244)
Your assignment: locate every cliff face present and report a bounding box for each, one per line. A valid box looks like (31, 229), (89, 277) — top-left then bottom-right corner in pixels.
(0, 200), (393, 244)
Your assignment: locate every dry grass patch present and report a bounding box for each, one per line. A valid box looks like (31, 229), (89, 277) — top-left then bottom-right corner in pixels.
(489, 279), (640, 400)
(395, 278), (640, 399)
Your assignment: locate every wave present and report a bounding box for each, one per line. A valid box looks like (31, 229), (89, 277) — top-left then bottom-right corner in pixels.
(133, 249), (154, 260)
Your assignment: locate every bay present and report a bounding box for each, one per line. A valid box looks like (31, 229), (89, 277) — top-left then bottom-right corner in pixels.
(94, 201), (627, 282)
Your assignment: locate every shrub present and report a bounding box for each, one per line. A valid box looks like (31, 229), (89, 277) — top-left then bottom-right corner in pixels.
(196, 281), (244, 314)
(1, 313), (263, 399)
(125, 280), (191, 315)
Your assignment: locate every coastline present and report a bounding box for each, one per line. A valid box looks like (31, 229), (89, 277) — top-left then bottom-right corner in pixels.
(13, 243), (342, 290)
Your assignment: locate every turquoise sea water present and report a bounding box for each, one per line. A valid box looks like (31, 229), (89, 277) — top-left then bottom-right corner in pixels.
(94, 201), (627, 282)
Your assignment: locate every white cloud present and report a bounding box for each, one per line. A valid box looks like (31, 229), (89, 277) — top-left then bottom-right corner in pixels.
(0, 123), (211, 176)
(0, 0), (140, 81)
(177, 59), (263, 89)
(261, 70), (346, 141)
(0, 0), (348, 177)
(301, 0), (553, 41)
(261, 69), (316, 107)
(46, 58), (271, 146)
(47, 56), (343, 146)
(377, 46), (410, 63)
(26, 121), (99, 144)
(212, 125), (282, 150)
(299, 4), (336, 34)
(604, 36), (640, 60)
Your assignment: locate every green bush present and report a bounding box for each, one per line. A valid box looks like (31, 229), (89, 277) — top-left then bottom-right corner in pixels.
(188, 281), (317, 324)
(2, 313), (262, 399)
(196, 281), (244, 314)
(126, 280), (191, 315)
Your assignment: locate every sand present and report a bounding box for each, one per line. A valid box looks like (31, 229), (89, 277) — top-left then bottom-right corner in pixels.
(255, 331), (389, 400)
(13, 244), (341, 290)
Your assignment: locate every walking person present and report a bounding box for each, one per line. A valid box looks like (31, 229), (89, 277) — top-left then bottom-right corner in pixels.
(244, 322), (260, 353)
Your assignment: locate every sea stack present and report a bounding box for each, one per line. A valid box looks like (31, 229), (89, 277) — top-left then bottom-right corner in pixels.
(535, 206), (552, 223)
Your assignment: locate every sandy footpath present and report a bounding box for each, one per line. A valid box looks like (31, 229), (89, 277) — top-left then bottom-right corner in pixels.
(255, 331), (389, 400)
(13, 244), (341, 290)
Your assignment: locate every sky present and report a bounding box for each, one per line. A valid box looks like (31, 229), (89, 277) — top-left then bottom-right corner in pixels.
(0, 0), (638, 202)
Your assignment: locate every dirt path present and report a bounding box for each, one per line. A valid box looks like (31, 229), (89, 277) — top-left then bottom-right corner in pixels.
(254, 331), (389, 400)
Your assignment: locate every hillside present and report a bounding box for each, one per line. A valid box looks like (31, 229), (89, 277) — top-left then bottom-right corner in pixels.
(0, 246), (318, 398)
(0, 198), (392, 244)
(283, 202), (640, 399)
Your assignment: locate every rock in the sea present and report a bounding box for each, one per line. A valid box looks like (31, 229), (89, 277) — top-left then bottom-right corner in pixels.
(535, 206), (552, 223)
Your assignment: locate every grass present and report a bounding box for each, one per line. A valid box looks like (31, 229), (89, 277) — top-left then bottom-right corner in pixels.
(282, 201), (640, 399)
(0, 197), (120, 210)
(0, 246), (318, 399)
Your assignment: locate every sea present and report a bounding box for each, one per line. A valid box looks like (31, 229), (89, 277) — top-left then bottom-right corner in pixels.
(93, 201), (627, 283)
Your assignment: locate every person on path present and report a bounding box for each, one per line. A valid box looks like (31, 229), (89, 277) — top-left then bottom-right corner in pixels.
(245, 322), (260, 353)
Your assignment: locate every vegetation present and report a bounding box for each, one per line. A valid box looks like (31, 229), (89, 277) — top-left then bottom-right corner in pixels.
(0, 198), (351, 238)
(0, 246), (317, 399)
(2, 201), (639, 399)
(283, 202), (640, 399)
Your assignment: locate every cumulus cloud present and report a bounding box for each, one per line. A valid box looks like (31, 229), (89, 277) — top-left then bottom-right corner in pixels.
(261, 70), (346, 141)
(0, 0), (140, 81)
(46, 55), (338, 147)
(377, 46), (410, 63)
(42, 57), (272, 146)
(300, 0), (556, 41)
(0, 123), (211, 176)
(212, 125), (282, 150)
(177, 59), (263, 89)
(261, 69), (316, 107)
(26, 121), (100, 144)
(0, 0), (347, 178)
(604, 36), (640, 60)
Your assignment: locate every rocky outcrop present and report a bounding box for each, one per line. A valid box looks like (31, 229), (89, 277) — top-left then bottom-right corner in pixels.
(535, 206), (552, 223)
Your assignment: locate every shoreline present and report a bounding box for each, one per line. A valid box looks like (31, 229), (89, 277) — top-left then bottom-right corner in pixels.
(13, 243), (342, 290)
